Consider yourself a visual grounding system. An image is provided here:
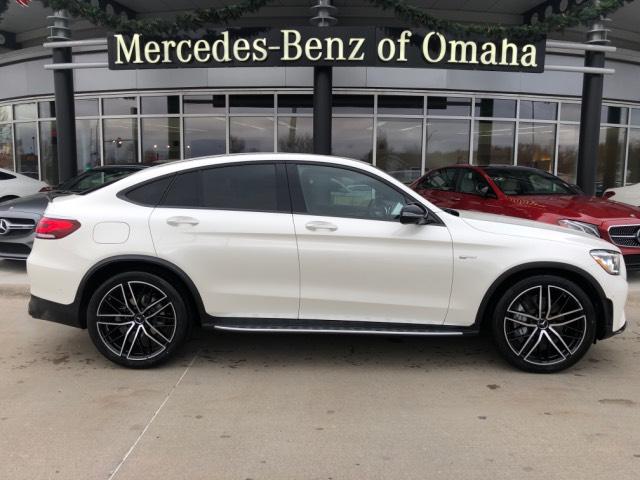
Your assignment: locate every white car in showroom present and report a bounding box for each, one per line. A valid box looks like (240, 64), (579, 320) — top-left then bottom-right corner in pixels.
(0, 168), (49, 203)
(604, 183), (640, 206)
(27, 154), (627, 372)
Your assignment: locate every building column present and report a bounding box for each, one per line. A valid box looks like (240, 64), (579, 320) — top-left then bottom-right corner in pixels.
(48, 10), (77, 183)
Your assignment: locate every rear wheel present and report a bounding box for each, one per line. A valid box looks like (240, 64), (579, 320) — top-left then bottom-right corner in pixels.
(87, 271), (190, 368)
(492, 275), (596, 373)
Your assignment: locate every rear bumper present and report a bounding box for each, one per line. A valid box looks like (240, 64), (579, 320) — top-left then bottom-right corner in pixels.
(28, 295), (83, 328)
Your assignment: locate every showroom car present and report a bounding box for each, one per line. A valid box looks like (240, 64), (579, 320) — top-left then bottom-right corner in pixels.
(604, 182), (640, 206)
(0, 168), (49, 204)
(27, 154), (627, 373)
(0, 165), (147, 260)
(412, 165), (640, 270)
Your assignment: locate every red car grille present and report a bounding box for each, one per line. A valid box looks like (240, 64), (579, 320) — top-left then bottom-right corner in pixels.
(608, 224), (640, 248)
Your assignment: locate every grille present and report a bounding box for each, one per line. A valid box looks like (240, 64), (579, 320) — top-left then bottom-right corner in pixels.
(0, 217), (36, 237)
(608, 224), (640, 248)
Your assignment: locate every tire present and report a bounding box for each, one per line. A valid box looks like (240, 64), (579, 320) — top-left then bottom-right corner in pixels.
(87, 271), (190, 368)
(491, 275), (596, 373)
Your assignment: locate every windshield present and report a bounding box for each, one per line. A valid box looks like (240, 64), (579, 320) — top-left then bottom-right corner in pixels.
(484, 168), (578, 196)
(57, 169), (137, 193)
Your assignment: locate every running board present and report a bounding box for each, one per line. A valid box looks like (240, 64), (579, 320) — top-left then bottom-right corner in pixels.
(207, 318), (477, 336)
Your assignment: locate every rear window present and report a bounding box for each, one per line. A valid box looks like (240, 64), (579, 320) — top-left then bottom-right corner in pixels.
(125, 177), (173, 206)
(0, 171), (16, 181)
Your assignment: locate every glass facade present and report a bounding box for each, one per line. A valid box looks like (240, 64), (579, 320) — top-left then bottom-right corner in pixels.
(0, 92), (638, 191)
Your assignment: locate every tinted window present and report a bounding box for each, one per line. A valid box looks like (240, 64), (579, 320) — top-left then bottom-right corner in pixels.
(62, 168), (139, 193)
(457, 169), (493, 197)
(162, 171), (201, 207)
(485, 168), (576, 195)
(126, 177), (173, 206)
(296, 164), (406, 221)
(419, 168), (457, 191)
(0, 171), (16, 181)
(202, 164), (278, 211)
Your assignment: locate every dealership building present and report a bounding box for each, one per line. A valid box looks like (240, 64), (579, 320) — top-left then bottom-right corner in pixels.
(0, 0), (639, 191)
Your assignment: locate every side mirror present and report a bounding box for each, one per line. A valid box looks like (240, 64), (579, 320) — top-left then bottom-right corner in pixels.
(400, 203), (429, 225)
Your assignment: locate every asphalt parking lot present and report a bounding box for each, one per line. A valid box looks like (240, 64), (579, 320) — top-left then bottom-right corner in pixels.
(0, 260), (639, 480)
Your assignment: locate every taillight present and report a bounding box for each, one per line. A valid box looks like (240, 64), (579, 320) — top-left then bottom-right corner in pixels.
(603, 191), (615, 199)
(39, 186), (52, 193)
(35, 217), (81, 239)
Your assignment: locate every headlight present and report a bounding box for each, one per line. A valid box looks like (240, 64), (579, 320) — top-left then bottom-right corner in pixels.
(558, 219), (601, 237)
(590, 250), (622, 275)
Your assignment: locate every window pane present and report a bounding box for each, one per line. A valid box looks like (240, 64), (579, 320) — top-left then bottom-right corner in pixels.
(419, 168), (458, 191)
(141, 96), (180, 115)
(75, 98), (99, 117)
(333, 95), (374, 114)
(378, 96), (423, 115)
(601, 106), (628, 125)
(202, 164), (278, 211)
(14, 122), (39, 178)
(103, 97), (138, 116)
(103, 118), (138, 164)
(557, 124), (579, 184)
(458, 169), (492, 197)
(332, 118), (373, 162)
(473, 121), (515, 166)
(229, 95), (273, 113)
(126, 177), (173, 206)
(163, 171), (201, 207)
(598, 126), (626, 190)
(39, 121), (58, 185)
(0, 124), (13, 170)
(14, 103), (37, 121)
(627, 129), (640, 184)
(560, 103), (581, 122)
(296, 164), (406, 221)
(38, 100), (55, 118)
(183, 95), (226, 114)
(426, 119), (470, 169)
(519, 101), (557, 121)
(517, 123), (556, 172)
(230, 117), (274, 153)
(475, 99), (516, 118)
(427, 97), (471, 117)
(278, 116), (313, 153)
(376, 118), (422, 183)
(184, 117), (226, 158)
(0, 105), (11, 123)
(142, 118), (181, 163)
(76, 118), (100, 171)
(277, 95), (313, 114)
(631, 109), (640, 127)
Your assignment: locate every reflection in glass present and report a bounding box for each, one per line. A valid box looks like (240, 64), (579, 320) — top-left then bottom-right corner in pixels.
(230, 117), (274, 153)
(277, 95), (313, 114)
(183, 95), (226, 114)
(519, 101), (557, 121)
(332, 118), (373, 162)
(561, 103), (581, 122)
(475, 99), (516, 118)
(103, 118), (138, 164)
(76, 119), (100, 171)
(376, 118), (422, 183)
(14, 103), (37, 121)
(427, 97), (471, 117)
(184, 117), (226, 158)
(75, 98), (99, 117)
(426, 119), (470, 169)
(333, 95), (374, 114)
(557, 124), (579, 184)
(628, 129), (640, 184)
(517, 123), (556, 172)
(38, 101), (55, 118)
(601, 106), (628, 125)
(473, 121), (515, 165)
(632, 109), (640, 126)
(278, 116), (313, 153)
(598, 126), (626, 190)
(141, 96), (180, 115)
(14, 122), (39, 178)
(39, 121), (58, 185)
(142, 118), (181, 163)
(0, 124), (13, 170)
(103, 97), (137, 115)
(230, 95), (273, 113)
(378, 96), (423, 116)
(0, 105), (10, 123)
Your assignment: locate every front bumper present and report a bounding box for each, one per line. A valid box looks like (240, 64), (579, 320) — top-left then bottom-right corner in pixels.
(0, 211), (39, 260)
(28, 295), (84, 328)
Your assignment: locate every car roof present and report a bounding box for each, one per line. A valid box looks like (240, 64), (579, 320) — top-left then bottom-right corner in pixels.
(89, 164), (149, 172)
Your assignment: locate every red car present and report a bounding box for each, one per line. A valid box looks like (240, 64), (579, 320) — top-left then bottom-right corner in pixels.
(411, 165), (640, 270)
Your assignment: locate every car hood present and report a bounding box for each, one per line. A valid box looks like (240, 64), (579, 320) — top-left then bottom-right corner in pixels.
(0, 193), (50, 214)
(505, 194), (640, 223)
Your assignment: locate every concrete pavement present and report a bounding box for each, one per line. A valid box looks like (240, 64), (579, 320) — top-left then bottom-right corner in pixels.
(0, 260), (639, 479)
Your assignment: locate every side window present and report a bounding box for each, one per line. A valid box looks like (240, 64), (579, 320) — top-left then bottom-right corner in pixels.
(458, 169), (492, 197)
(162, 171), (201, 207)
(420, 169), (457, 191)
(125, 176), (173, 206)
(295, 164), (407, 221)
(201, 163), (279, 212)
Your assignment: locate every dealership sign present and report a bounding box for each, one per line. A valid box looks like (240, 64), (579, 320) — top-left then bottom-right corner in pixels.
(108, 27), (546, 73)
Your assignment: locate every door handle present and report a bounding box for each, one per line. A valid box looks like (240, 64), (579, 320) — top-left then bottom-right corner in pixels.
(305, 221), (338, 232)
(166, 216), (200, 227)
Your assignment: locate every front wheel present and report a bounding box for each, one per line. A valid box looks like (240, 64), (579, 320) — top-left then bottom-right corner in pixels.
(492, 275), (596, 373)
(87, 271), (190, 368)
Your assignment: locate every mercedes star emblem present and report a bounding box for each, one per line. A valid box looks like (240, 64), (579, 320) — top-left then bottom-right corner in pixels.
(0, 219), (9, 236)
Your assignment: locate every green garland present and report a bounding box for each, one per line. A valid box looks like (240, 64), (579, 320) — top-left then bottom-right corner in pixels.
(1, 0), (634, 39)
